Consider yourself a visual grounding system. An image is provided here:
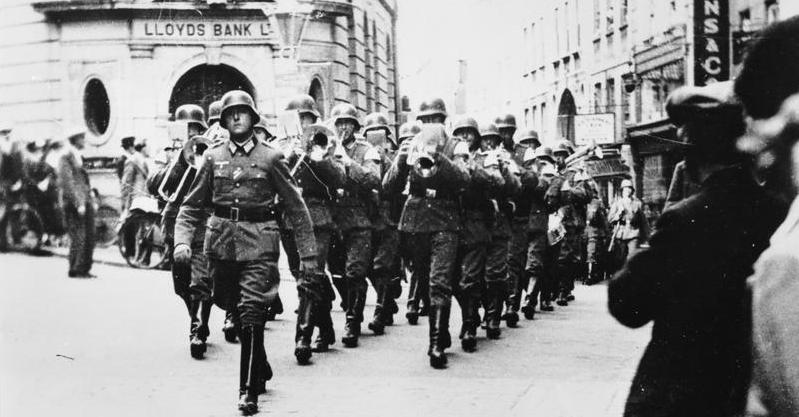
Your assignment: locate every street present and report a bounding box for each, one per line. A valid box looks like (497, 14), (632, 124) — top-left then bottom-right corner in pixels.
(0, 250), (649, 417)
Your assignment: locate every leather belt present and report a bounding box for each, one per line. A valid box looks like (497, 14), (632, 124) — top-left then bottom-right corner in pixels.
(213, 205), (277, 222)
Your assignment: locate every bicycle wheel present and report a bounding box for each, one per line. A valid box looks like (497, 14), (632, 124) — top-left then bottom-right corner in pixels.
(95, 205), (120, 248)
(129, 215), (167, 269)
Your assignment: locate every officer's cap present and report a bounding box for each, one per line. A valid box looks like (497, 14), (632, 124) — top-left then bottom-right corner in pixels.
(666, 81), (742, 126)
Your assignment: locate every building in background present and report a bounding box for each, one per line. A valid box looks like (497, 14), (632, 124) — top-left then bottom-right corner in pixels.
(0, 0), (400, 161)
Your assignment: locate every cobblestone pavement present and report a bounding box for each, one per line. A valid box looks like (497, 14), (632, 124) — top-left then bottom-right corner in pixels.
(0, 251), (649, 417)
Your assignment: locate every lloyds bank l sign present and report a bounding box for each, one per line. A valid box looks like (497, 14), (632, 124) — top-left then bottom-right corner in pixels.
(133, 19), (274, 43)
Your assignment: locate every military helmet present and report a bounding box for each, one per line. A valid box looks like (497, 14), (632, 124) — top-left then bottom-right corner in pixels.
(479, 123), (501, 140)
(451, 116), (480, 137)
(175, 104), (208, 129)
(398, 121), (422, 142)
(254, 114), (273, 138)
(219, 90), (259, 130)
(330, 103), (361, 130)
(553, 140), (573, 156)
(620, 179), (634, 190)
(534, 146), (555, 163)
(363, 112), (391, 135)
(286, 94), (321, 118)
(514, 129), (541, 146)
(207, 100), (223, 125)
(416, 97), (448, 120)
(494, 114), (517, 130)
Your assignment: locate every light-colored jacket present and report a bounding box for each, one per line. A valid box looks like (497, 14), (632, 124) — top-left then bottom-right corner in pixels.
(120, 152), (150, 212)
(57, 145), (93, 209)
(608, 196), (648, 241)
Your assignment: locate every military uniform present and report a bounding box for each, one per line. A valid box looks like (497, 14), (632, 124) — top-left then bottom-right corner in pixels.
(175, 121), (316, 412)
(550, 169), (592, 305)
(585, 192), (609, 284)
(57, 140), (95, 277)
(383, 124), (469, 368)
(280, 130), (346, 352)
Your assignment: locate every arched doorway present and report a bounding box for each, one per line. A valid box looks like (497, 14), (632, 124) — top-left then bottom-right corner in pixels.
(169, 64), (256, 118)
(557, 89), (577, 144)
(308, 78), (325, 118)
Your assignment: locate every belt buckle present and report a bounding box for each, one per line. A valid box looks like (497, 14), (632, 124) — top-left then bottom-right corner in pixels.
(230, 207), (239, 222)
(425, 188), (437, 198)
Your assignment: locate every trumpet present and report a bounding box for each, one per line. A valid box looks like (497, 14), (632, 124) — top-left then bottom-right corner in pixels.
(157, 135), (222, 202)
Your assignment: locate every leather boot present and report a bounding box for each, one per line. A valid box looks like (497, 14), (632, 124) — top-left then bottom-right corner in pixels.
(190, 299), (212, 359)
(521, 293), (536, 320)
(428, 304), (450, 369)
(312, 300), (335, 352)
(223, 309), (238, 343)
(368, 284), (387, 335)
(237, 325), (261, 416)
(342, 291), (363, 348)
(406, 276), (420, 325)
(459, 296), (477, 352)
(485, 286), (502, 340)
(294, 294), (314, 365)
(502, 292), (520, 328)
(188, 300), (204, 359)
(265, 293), (284, 321)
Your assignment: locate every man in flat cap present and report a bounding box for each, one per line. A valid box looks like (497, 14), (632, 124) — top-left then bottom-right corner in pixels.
(608, 81), (787, 417)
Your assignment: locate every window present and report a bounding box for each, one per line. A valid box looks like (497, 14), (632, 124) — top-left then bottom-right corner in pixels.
(594, 82), (603, 113)
(593, 0), (601, 33)
(739, 9), (751, 32)
(83, 78), (110, 135)
(606, 0), (615, 32)
(606, 78), (616, 112)
(766, 0), (779, 25)
(622, 74), (633, 123)
(620, 0), (628, 27)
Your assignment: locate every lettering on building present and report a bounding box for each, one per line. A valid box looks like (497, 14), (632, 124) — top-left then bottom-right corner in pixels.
(134, 20), (273, 43)
(693, 0), (730, 85)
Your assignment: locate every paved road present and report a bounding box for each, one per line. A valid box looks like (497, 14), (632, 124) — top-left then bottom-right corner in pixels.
(0, 251), (649, 417)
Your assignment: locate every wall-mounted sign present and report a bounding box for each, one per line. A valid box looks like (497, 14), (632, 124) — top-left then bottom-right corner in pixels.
(694, 0), (730, 85)
(574, 113), (616, 145)
(133, 20), (275, 43)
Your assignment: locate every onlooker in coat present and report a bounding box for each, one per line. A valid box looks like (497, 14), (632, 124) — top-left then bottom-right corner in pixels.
(608, 81), (787, 417)
(734, 16), (799, 416)
(57, 128), (96, 278)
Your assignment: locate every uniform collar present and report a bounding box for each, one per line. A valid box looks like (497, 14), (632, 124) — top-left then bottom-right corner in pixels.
(228, 135), (256, 156)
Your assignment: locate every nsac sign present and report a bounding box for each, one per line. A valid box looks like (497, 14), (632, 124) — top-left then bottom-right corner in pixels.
(694, 0), (730, 85)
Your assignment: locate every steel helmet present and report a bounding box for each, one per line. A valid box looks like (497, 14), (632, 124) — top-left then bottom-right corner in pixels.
(553, 140), (573, 156)
(219, 90), (259, 129)
(515, 129), (540, 146)
(175, 104), (208, 130)
(479, 123), (501, 140)
(494, 113), (517, 130)
(620, 179), (634, 190)
(207, 100), (223, 125)
(534, 146), (555, 163)
(330, 103), (361, 130)
(451, 116), (480, 137)
(398, 121), (422, 142)
(254, 114), (273, 138)
(286, 94), (321, 118)
(416, 97), (448, 120)
(363, 112), (391, 135)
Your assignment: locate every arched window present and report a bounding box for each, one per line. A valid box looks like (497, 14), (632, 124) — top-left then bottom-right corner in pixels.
(308, 78), (325, 118)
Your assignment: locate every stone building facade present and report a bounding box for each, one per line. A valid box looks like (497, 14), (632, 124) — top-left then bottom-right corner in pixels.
(0, 0), (400, 159)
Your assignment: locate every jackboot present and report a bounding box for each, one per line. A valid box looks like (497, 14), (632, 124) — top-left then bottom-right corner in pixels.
(502, 292), (520, 328)
(237, 325), (263, 416)
(223, 309), (238, 343)
(188, 300), (204, 359)
(368, 284), (388, 335)
(406, 276), (421, 325)
(294, 294), (314, 365)
(485, 287), (503, 340)
(342, 291), (364, 348)
(520, 293), (536, 320)
(428, 304), (450, 369)
(312, 300), (335, 352)
(459, 296), (477, 353)
(190, 299), (212, 359)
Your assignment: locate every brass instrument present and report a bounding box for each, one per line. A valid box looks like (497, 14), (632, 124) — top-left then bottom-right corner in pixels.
(157, 135), (222, 203)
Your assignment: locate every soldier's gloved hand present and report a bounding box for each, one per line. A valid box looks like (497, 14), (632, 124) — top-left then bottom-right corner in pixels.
(173, 244), (192, 264)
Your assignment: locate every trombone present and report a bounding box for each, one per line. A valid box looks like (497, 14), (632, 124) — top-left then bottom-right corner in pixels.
(157, 135), (223, 203)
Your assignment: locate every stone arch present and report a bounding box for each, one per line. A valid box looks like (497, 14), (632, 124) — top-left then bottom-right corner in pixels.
(557, 89), (577, 143)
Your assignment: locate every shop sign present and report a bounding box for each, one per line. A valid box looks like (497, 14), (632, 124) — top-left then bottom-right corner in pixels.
(574, 113), (615, 146)
(133, 20), (274, 43)
(694, 0), (730, 85)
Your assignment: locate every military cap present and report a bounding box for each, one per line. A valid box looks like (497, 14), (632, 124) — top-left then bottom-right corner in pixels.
(121, 136), (135, 149)
(666, 81), (742, 126)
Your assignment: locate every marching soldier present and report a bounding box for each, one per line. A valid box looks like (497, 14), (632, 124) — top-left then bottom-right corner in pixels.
(149, 104), (219, 358)
(271, 95), (323, 321)
(478, 123), (520, 339)
(585, 179), (609, 284)
(551, 141), (592, 306)
(383, 123), (469, 368)
(174, 90), (317, 414)
(504, 129), (541, 325)
(281, 122), (346, 358)
(327, 103), (381, 348)
(57, 128), (96, 278)
(495, 113), (518, 154)
(525, 146), (560, 313)
(450, 116), (503, 352)
(404, 97), (448, 323)
(363, 112), (403, 335)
